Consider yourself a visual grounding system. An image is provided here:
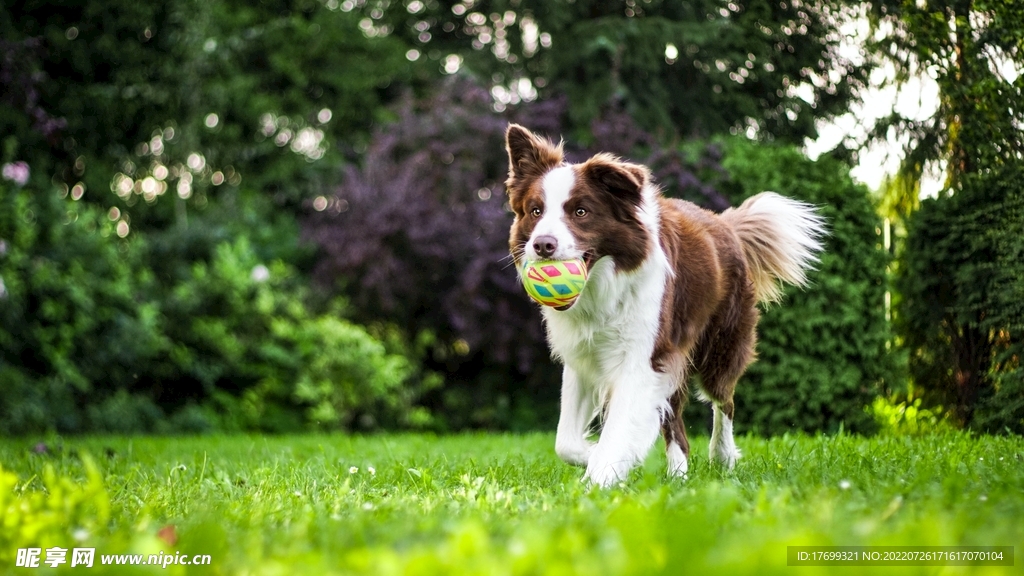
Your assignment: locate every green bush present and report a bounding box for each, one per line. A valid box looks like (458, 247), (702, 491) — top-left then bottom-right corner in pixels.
(0, 177), (435, 434)
(0, 178), (167, 433)
(158, 238), (437, 432)
(897, 165), (1024, 434)
(694, 139), (894, 435)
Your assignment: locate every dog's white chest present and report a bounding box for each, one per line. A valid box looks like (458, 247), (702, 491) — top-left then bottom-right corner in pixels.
(542, 256), (668, 389)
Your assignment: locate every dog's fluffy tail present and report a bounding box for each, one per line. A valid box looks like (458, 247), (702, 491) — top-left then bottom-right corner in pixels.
(720, 192), (827, 304)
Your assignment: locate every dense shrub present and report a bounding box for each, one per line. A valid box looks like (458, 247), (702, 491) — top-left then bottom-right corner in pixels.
(709, 139), (894, 434)
(0, 177), (431, 434)
(898, 165), (1024, 434)
(152, 238), (435, 432)
(0, 178), (166, 433)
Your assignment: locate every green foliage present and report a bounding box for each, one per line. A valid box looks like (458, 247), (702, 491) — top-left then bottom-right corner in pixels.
(1, 432), (1022, 574)
(707, 139), (893, 435)
(897, 165), (1024, 433)
(867, 0), (1023, 203)
(870, 395), (952, 436)
(865, 1), (1024, 435)
(0, 179), (432, 434)
(156, 238), (434, 432)
(376, 0), (869, 143)
(1, 1), (441, 435)
(0, 179), (167, 433)
(0, 457), (110, 565)
(0, 2), (422, 342)
(0, 0), (418, 222)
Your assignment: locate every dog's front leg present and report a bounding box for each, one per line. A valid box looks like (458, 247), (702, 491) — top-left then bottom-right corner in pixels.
(554, 366), (596, 467)
(583, 367), (664, 488)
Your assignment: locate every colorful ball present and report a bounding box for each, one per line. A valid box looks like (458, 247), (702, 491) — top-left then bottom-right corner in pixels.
(521, 258), (589, 308)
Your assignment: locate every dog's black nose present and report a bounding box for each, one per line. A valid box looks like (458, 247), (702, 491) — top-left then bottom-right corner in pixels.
(533, 235), (558, 258)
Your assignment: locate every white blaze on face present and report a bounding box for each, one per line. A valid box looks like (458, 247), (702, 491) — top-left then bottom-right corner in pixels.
(527, 165), (578, 261)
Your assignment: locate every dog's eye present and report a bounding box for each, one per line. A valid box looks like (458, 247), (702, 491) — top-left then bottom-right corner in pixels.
(530, 207), (542, 217)
(575, 208), (587, 217)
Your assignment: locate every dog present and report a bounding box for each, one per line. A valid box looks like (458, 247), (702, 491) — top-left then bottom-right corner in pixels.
(504, 124), (826, 487)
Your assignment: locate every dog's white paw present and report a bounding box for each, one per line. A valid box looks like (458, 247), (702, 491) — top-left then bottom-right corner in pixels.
(709, 441), (741, 470)
(583, 457), (630, 488)
(666, 442), (689, 479)
(555, 440), (594, 468)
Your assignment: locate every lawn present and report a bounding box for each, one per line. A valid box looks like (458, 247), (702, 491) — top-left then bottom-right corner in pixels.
(1, 432), (1022, 575)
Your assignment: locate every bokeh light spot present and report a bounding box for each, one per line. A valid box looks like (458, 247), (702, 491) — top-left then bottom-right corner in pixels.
(665, 43), (678, 63)
(187, 153), (206, 171)
(444, 54), (463, 74)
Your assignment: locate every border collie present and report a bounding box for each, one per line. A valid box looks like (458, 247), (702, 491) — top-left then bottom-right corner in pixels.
(504, 124), (826, 487)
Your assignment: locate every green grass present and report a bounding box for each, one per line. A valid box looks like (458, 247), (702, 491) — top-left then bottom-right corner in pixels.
(1, 432), (1022, 574)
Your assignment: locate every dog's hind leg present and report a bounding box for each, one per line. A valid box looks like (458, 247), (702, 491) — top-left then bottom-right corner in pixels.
(702, 349), (748, 470)
(698, 308), (757, 471)
(709, 400), (741, 469)
(661, 389), (690, 478)
(555, 366), (597, 467)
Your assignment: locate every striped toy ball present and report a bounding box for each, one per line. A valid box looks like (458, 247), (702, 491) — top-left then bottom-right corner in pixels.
(521, 258), (589, 308)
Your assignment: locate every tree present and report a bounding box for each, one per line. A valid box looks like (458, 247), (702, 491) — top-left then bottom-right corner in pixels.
(867, 0), (1024, 430)
(867, 0), (1024, 217)
(0, 0), (417, 234)
(0, 0), (436, 433)
(367, 0), (869, 143)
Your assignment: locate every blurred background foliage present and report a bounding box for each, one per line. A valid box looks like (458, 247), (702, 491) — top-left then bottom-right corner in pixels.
(868, 0), (1024, 434)
(0, 0), (1020, 435)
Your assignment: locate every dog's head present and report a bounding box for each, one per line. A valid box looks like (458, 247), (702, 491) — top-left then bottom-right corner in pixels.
(504, 124), (653, 274)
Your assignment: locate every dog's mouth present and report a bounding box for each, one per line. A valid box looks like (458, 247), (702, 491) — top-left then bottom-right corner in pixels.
(552, 251), (596, 312)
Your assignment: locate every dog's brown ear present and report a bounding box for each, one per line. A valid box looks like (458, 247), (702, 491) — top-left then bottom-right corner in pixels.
(581, 153), (644, 202)
(580, 154), (648, 222)
(505, 124), (563, 186)
(621, 163), (650, 188)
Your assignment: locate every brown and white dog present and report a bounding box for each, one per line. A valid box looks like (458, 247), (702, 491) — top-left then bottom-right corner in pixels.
(504, 124), (826, 487)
